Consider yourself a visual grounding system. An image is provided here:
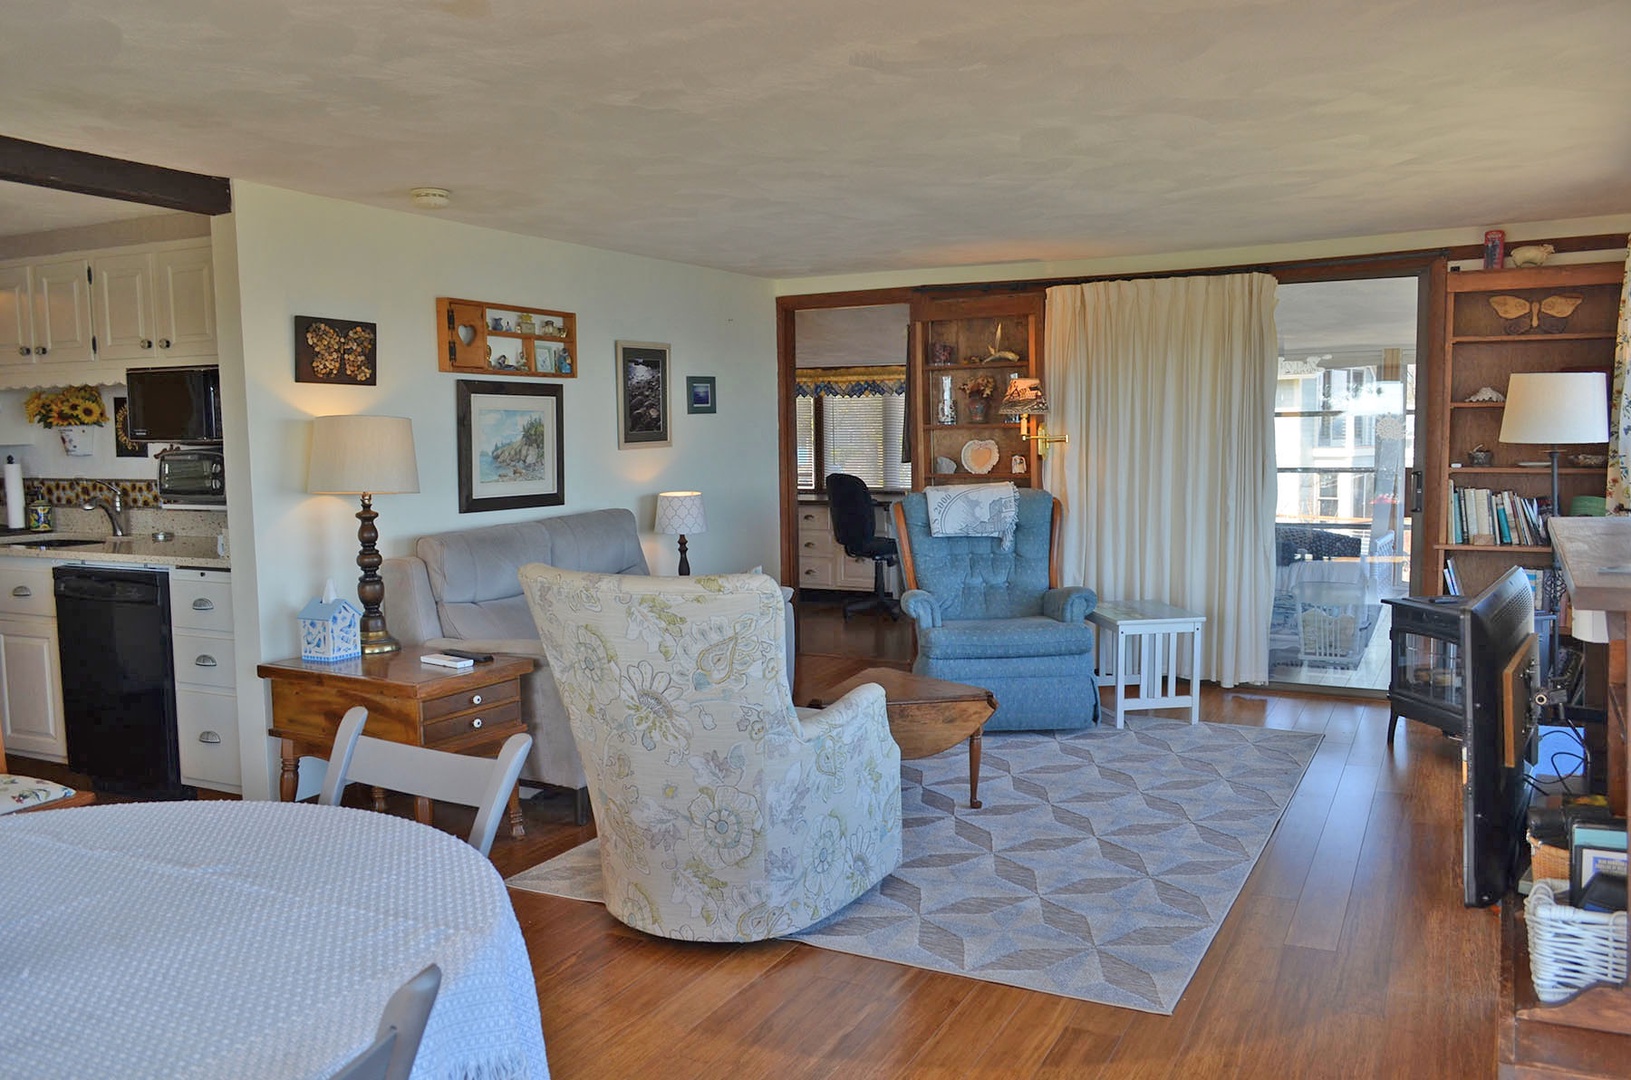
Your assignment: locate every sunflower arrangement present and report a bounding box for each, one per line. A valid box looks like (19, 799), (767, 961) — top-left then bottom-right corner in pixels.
(25, 385), (109, 428)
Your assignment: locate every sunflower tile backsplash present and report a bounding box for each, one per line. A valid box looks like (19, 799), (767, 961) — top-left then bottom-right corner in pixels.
(13, 479), (160, 511)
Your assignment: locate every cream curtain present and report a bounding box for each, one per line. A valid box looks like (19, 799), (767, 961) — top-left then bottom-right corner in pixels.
(1043, 274), (1279, 686)
(1605, 237), (1631, 514)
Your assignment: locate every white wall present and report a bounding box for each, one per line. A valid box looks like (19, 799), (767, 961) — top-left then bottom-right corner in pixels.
(224, 182), (777, 798)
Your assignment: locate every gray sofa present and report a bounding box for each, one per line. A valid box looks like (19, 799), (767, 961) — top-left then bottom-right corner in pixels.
(380, 508), (794, 820)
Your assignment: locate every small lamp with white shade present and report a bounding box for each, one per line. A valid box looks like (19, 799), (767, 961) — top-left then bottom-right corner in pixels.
(655, 491), (706, 575)
(307, 415), (420, 655)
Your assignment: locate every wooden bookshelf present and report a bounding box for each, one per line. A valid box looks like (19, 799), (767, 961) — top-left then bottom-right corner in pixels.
(1424, 262), (1625, 598)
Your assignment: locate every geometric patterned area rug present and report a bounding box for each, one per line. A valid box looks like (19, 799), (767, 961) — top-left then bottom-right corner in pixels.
(507, 718), (1321, 1014)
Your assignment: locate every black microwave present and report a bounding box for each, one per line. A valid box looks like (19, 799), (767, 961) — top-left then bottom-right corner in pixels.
(126, 365), (222, 443)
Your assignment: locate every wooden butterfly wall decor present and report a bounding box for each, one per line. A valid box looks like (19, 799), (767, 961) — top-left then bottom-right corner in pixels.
(1488, 293), (1585, 334)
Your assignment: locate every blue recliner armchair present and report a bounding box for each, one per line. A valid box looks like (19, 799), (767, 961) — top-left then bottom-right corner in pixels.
(891, 489), (1099, 731)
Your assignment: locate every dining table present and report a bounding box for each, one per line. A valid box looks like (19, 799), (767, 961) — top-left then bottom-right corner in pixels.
(0, 800), (550, 1079)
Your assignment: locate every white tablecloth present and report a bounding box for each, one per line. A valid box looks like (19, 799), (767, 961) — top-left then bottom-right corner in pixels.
(0, 801), (549, 1080)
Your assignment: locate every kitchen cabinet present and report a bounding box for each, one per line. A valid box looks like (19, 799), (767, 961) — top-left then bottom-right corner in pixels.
(92, 241), (216, 363)
(170, 568), (239, 793)
(0, 257), (95, 367)
(0, 559), (65, 762)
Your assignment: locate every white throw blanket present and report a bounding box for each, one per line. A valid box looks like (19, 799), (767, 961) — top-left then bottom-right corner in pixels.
(924, 482), (1020, 551)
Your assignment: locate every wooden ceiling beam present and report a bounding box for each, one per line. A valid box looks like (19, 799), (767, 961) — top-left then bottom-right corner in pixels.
(0, 135), (231, 216)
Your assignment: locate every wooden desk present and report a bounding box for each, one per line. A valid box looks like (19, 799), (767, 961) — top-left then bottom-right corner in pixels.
(258, 648), (534, 838)
(807, 666), (995, 809)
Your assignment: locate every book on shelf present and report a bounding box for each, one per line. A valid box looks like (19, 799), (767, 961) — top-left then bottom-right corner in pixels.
(1447, 482), (1548, 547)
(1444, 556), (1462, 596)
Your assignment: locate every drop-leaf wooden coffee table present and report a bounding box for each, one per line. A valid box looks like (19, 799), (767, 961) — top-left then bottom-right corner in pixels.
(807, 666), (996, 809)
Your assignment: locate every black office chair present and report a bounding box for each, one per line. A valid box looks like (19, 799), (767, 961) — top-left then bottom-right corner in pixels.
(826, 473), (900, 620)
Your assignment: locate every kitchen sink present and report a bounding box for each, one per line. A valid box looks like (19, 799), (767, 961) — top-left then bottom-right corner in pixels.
(15, 538), (106, 549)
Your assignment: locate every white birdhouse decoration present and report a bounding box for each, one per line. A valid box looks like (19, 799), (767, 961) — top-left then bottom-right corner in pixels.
(299, 580), (362, 662)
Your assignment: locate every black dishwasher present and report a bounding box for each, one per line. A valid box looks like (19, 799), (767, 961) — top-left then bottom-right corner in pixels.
(55, 566), (188, 798)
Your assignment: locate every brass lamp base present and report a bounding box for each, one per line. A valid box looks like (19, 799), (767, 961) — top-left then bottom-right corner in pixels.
(360, 630), (401, 656)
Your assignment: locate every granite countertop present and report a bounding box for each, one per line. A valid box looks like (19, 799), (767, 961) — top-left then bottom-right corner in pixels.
(0, 532), (229, 570)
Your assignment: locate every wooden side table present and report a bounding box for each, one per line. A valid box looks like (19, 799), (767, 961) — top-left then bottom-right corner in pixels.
(808, 666), (995, 809)
(1088, 599), (1205, 727)
(258, 648), (535, 838)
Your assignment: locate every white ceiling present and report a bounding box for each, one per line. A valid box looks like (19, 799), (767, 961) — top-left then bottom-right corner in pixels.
(0, 0), (1627, 279)
(0, 181), (170, 238)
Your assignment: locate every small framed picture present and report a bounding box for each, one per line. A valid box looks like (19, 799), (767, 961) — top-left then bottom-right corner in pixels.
(616, 341), (670, 448)
(687, 375), (716, 414)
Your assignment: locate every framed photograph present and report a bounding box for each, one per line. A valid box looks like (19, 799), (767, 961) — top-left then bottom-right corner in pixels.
(456, 379), (564, 514)
(686, 375), (716, 414)
(1569, 820), (1629, 897)
(294, 315), (377, 385)
(616, 341), (670, 448)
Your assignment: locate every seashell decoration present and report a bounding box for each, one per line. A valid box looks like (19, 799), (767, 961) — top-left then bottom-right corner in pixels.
(1509, 244), (1555, 268)
(1465, 386), (1506, 403)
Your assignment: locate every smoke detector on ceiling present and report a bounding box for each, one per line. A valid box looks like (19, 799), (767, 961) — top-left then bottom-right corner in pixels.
(409, 187), (450, 209)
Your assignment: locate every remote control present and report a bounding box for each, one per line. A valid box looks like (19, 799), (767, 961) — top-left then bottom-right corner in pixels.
(420, 652), (475, 669)
(442, 648), (494, 663)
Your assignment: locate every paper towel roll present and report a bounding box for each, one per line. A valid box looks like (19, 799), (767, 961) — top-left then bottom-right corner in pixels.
(3, 460), (22, 531)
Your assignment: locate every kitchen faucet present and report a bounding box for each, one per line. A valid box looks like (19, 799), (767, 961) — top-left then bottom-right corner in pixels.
(79, 478), (128, 537)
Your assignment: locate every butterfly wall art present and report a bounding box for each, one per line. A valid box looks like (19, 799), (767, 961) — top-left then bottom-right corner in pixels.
(1487, 294), (1585, 334)
(294, 315), (379, 385)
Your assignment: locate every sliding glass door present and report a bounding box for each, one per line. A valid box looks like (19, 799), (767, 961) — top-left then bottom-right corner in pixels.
(1270, 277), (1420, 692)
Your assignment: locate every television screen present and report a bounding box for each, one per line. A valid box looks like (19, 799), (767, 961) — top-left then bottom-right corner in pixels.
(1462, 566), (1537, 906)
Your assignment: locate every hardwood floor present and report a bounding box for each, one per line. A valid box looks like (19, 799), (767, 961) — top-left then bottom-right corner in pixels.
(495, 599), (1496, 1079)
(7, 597), (1497, 1077)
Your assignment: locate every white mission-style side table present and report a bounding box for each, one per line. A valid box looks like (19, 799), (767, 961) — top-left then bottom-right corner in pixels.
(1088, 599), (1206, 727)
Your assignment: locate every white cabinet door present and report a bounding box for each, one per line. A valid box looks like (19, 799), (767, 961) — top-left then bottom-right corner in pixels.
(31, 258), (94, 365)
(0, 615), (65, 761)
(152, 245), (215, 358)
(93, 251), (157, 363)
(0, 265), (32, 365)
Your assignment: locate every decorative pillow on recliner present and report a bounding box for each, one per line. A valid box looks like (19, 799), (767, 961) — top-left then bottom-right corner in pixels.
(924, 483), (1019, 551)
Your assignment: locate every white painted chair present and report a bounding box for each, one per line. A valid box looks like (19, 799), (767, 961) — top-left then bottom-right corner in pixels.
(329, 964), (442, 1080)
(319, 707), (531, 857)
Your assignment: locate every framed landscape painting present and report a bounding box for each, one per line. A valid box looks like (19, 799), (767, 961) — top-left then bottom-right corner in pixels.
(456, 379), (565, 513)
(616, 340), (671, 448)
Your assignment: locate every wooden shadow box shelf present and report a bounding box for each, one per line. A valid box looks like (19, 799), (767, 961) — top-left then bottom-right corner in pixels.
(437, 296), (577, 379)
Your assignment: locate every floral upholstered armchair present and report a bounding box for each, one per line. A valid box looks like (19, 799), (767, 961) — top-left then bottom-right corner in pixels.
(519, 566), (901, 942)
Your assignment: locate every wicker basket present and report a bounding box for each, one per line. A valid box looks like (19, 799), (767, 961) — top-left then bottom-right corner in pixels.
(1526, 879), (1629, 1003)
(1528, 836), (1570, 883)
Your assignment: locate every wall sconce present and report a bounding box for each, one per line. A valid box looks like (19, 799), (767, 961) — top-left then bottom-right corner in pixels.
(999, 377), (1069, 458)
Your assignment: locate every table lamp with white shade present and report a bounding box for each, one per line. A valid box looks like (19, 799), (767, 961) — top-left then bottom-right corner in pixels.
(1498, 371), (1610, 520)
(655, 491), (706, 575)
(308, 415), (420, 655)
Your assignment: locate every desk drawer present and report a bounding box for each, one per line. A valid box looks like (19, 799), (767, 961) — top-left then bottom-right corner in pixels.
(423, 698), (523, 748)
(422, 678), (520, 723)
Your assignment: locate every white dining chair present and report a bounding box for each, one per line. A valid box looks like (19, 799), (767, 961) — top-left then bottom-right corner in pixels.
(330, 964), (442, 1080)
(319, 707), (531, 856)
